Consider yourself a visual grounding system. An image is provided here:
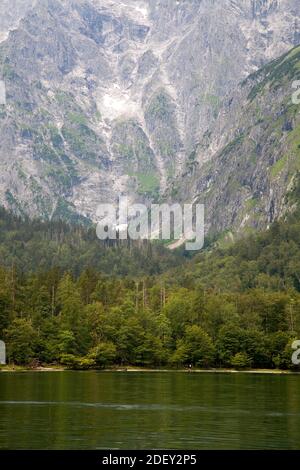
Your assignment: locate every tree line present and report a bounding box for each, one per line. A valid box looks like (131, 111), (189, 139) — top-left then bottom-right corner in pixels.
(0, 206), (300, 370)
(0, 267), (299, 370)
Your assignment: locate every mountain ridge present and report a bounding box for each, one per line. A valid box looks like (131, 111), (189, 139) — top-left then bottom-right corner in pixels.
(0, 0), (300, 234)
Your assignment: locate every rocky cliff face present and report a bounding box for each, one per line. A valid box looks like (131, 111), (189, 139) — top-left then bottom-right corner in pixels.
(0, 0), (300, 227)
(171, 44), (300, 238)
(0, 1), (37, 41)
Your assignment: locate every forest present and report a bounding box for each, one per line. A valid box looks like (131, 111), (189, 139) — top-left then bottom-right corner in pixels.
(0, 207), (300, 370)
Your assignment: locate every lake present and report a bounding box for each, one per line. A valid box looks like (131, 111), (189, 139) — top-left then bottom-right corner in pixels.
(0, 371), (299, 449)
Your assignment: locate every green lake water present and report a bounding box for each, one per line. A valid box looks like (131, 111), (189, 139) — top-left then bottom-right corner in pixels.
(0, 371), (299, 449)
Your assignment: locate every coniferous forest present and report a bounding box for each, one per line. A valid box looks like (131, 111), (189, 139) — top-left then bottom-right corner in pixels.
(1, 207), (300, 371)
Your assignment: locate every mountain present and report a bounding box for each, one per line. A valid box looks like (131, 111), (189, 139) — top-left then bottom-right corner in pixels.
(171, 44), (300, 237)
(0, 0), (300, 229)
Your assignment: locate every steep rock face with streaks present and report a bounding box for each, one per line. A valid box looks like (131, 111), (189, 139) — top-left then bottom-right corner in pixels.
(0, 0), (299, 227)
(171, 44), (300, 238)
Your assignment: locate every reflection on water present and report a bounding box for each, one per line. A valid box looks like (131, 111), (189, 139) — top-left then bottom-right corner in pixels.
(0, 371), (299, 449)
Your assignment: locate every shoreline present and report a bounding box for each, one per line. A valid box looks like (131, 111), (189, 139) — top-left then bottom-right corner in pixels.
(0, 365), (298, 375)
